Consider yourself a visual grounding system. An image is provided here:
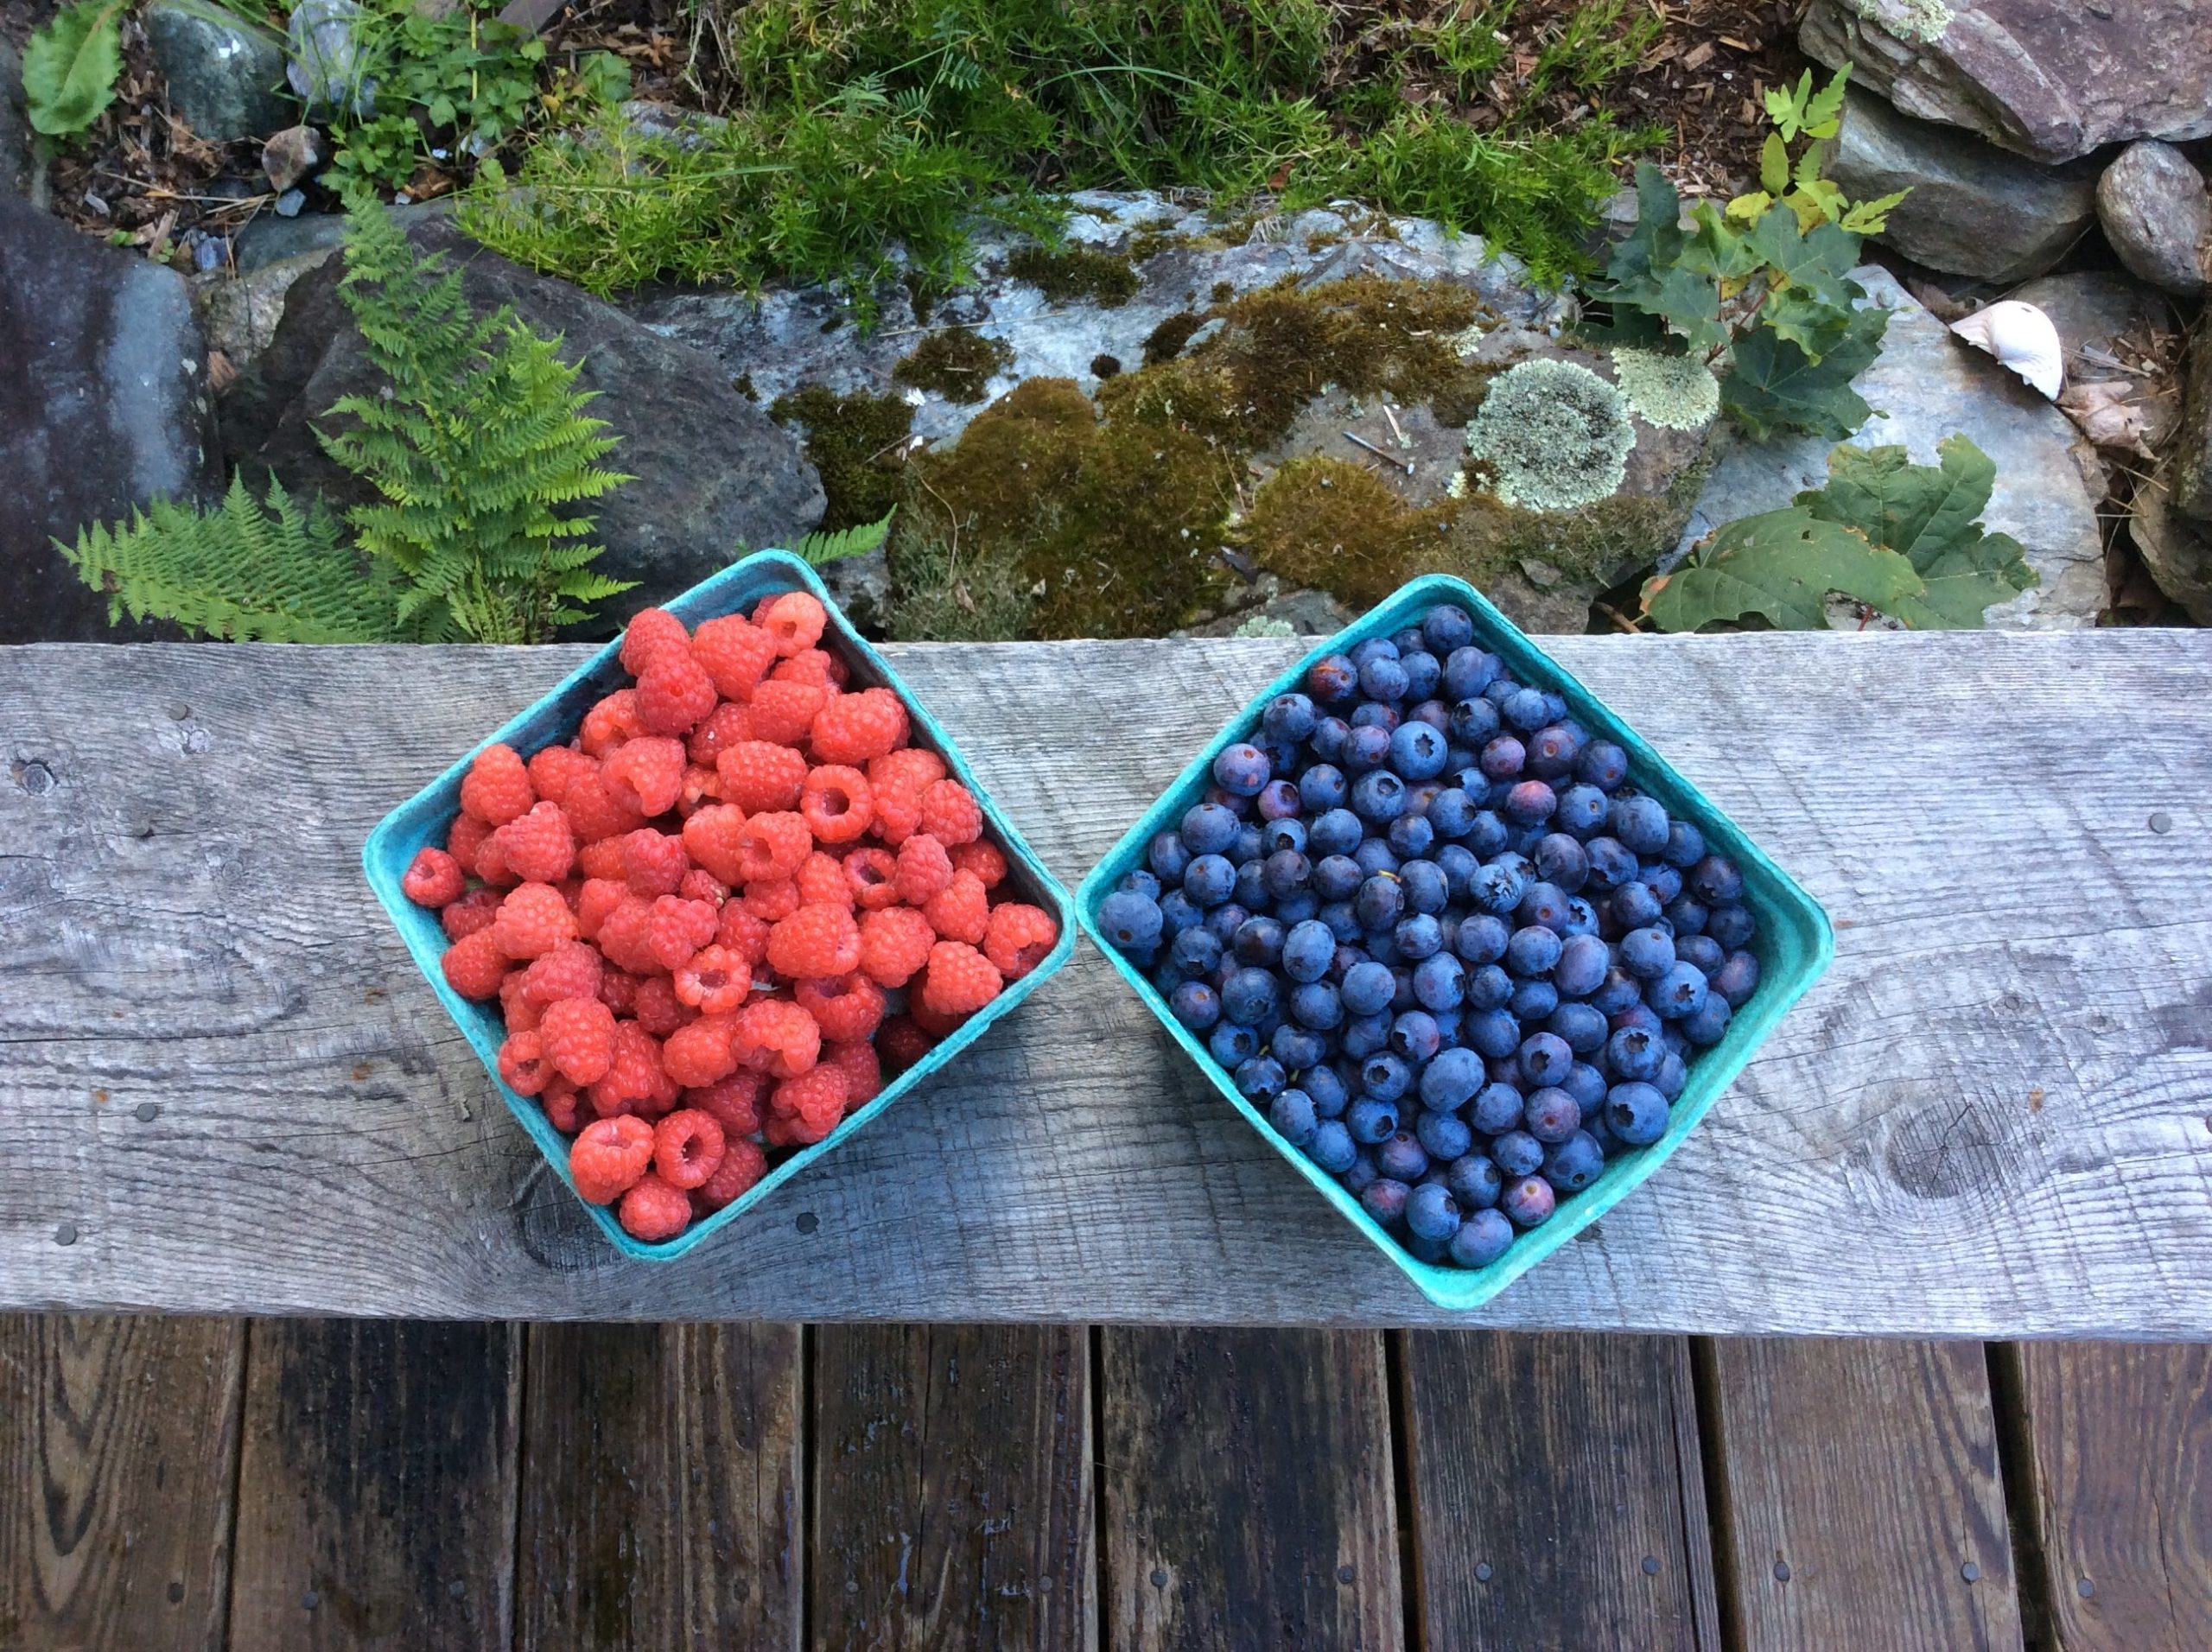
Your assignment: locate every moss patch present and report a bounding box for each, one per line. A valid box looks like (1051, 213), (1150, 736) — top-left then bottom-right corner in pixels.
(1142, 310), (1206, 366)
(769, 384), (913, 531)
(1005, 245), (1141, 307)
(892, 328), (1014, 403)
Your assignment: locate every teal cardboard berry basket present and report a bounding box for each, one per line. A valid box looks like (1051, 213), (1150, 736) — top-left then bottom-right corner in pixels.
(364, 550), (1077, 1261)
(1075, 574), (1832, 1312)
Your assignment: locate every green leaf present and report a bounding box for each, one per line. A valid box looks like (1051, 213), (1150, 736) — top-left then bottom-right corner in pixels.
(1642, 506), (1925, 632)
(1840, 188), (1910, 235)
(1677, 204), (1763, 282)
(1726, 189), (1773, 225)
(1789, 175), (1847, 227)
(1764, 70), (1813, 143)
(22, 0), (125, 140)
(1720, 306), (1887, 440)
(1802, 64), (1851, 138)
(792, 508), (895, 567)
(1746, 207), (1860, 316)
(1605, 162), (1687, 289)
(1760, 130), (1789, 195)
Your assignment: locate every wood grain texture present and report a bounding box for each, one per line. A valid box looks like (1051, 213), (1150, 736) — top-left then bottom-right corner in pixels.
(518, 1322), (803, 1652)
(811, 1325), (1092, 1651)
(0, 1312), (243, 1651)
(1707, 1337), (2022, 1651)
(1402, 1331), (1719, 1650)
(2012, 1341), (2212, 1649)
(1101, 1329), (1401, 1651)
(1, 631), (2209, 1330)
(226, 1321), (520, 1651)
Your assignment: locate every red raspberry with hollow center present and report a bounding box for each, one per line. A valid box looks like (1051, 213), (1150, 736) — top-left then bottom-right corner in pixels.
(766, 902), (861, 979)
(741, 878), (801, 923)
(876, 1014), (937, 1073)
(441, 886), (503, 942)
(498, 1030), (550, 1096)
(984, 903), (1059, 979)
(635, 646), (718, 736)
(695, 1136), (767, 1211)
(604, 736), (686, 817)
(542, 1078), (582, 1135)
(920, 940), (1003, 1016)
(800, 765), (873, 843)
(620, 1173), (693, 1241)
(673, 944), (751, 1015)
(894, 833), (953, 905)
(857, 905), (936, 988)
(622, 829), (691, 897)
(747, 678), (826, 746)
(662, 1013), (738, 1087)
(796, 972), (886, 1043)
(735, 812), (812, 881)
(652, 1108), (727, 1190)
(576, 877), (628, 940)
(461, 743), (534, 826)
(691, 613), (778, 702)
(810, 687), (909, 765)
(796, 850), (855, 910)
(580, 689), (645, 758)
(620, 607), (690, 676)
(540, 996), (617, 1084)
(448, 810), (494, 871)
(647, 895), (719, 971)
(824, 1039), (883, 1107)
(590, 1021), (673, 1119)
(687, 1070), (766, 1137)
(403, 847), (465, 908)
(528, 743), (596, 808)
(680, 805), (749, 886)
(918, 778), (983, 846)
(522, 940), (603, 1007)
(950, 840), (1007, 889)
(632, 974), (696, 1038)
(922, 868), (990, 945)
(494, 801), (575, 885)
(843, 847), (900, 911)
(569, 1115), (654, 1204)
(760, 590), (828, 656)
(716, 902), (771, 964)
(562, 770), (647, 844)
(493, 883), (578, 959)
(687, 700), (754, 766)
(734, 998), (821, 1078)
(870, 747), (947, 798)
(715, 740), (807, 812)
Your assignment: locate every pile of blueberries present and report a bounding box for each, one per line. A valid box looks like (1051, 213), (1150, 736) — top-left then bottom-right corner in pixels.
(1096, 602), (1761, 1271)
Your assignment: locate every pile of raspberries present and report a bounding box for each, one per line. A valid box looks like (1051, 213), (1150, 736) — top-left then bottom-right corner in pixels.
(398, 590), (1058, 1244)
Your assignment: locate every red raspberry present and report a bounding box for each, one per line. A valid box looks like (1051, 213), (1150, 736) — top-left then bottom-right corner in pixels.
(662, 1013), (738, 1087)
(870, 747), (947, 798)
(590, 1020), (673, 1119)
(923, 868), (990, 944)
(576, 877), (628, 939)
(677, 763), (720, 819)
(498, 1029), (550, 1096)
(447, 810), (494, 871)
(869, 787), (921, 847)
(632, 974), (696, 1038)
(770, 1065), (847, 1143)
(950, 840), (1007, 889)
(735, 811), (812, 881)
(580, 689), (645, 758)
(919, 778), (983, 846)
(695, 1135), (767, 1211)
(796, 849), (854, 910)
(920, 940), (1002, 1016)
(909, 994), (969, 1037)
(715, 740), (808, 812)
(716, 901), (771, 964)
(540, 996), (617, 1084)
(522, 940), (603, 1007)
(441, 886), (503, 941)
(734, 997), (821, 1078)
(562, 768), (647, 844)
(747, 678), (826, 746)
(652, 1108), (726, 1190)
(597, 893), (664, 977)
(635, 646), (718, 737)
(759, 590), (828, 656)
(647, 895), (719, 971)
(680, 805), (750, 886)
(857, 905), (937, 988)
(493, 883), (578, 959)
(597, 967), (641, 1017)
(620, 1172), (693, 1241)
(687, 1070), (766, 1138)
(842, 846), (900, 911)
(493, 801), (576, 885)
(766, 903), (861, 980)
(461, 743), (533, 826)
(876, 1014), (937, 1072)
(800, 765), (873, 844)
(687, 700), (754, 766)
(622, 829), (692, 897)
(542, 1077), (582, 1135)
(402, 846), (466, 908)
(823, 1039), (883, 1107)
(528, 743), (596, 809)
(569, 1115), (654, 1203)
(604, 736), (686, 817)
(578, 836), (628, 881)
(810, 687), (909, 765)
(984, 903), (1059, 979)
(691, 613), (778, 702)
(741, 878), (802, 923)
(795, 972), (886, 1043)
(894, 833), (954, 905)
(499, 969), (542, 1033)
(473, 825), (518, 889)
(677, 867), (728, 906)
(619, 607), (691, 676)
(673, 944), (751, 1014)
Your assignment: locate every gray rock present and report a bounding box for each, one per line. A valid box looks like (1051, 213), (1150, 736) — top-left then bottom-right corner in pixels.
(816, 547), (892, 635)
(1677, 265), (2105, 628)
(227, 219), (823, 616)
(195, 249), (330, 370)
(2128, 476), (2212, 622)
(1802, 0), (2212, 163)
(0, 194), (221, 642)
(262, 124), (322, 193)
(2164, 331), (2212, 527)
(0, 38), (36, 199)
(2094, 141), (2210, 298)
(234, 200), (443, 271)
(1178, 575), (1356, 638)
(1827, 87), (2094, 282)
(287, 0), (375, 120)
(2006, 270), (2182, 373)
(145, 0), (293, 141)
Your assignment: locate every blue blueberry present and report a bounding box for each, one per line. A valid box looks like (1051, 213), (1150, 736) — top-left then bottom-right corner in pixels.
(1317, 900), (1359, 942)
(1518, 1032), (1574, 1088)
(1296, 762), (1347, 811)
(1560, 1060), (1607, 1113)
(1311, 716), (1351, 763)
(1262, 849), (1311, 900)
(1353, 874), (1403, 931)
(1273, 1020), (1327, 1068)
(1525, 1083), (1584, 1143)
(1548, 1003), (1608, 1058)
(1414, 1045), (1479, 1113)
(1654, 1050), (1688, 1101)
(1256, 778), (1301, 821)
(1553, 932), (1610, 998)
(1465, 963), (1513, 1012)
(1469, 1082), (1522, 1135)
(1415, 1109), (1474, 1164)
(1507, 976), (1558, 1024)
(1348, 1097), (1400, 1144)
(1168, 980), (1219, 1030)
(1405, 1180), (1462, 1242)
(1307, 1119), (1358, 1172)
(1183, 855), (1236, 908)
(1448, 695), (1501, 748)
(1388, 720), (1448, 781)
(1211, 742), (1270, 797)
(1387, 813), (1434, 859)
(1413, 953), (1465, 1011)
(1707, 903), (1757, 950)
(1232, 861), (1268, 911)
(1607, 794), (1669, 855)
(1681, 994), (1731, 1046)
(1156, 889), (1203, 938)
(1361, 1178), (1411, 1226)
(1466, 1007), (1521, 1059)
(1236, 1054), (1287, 1100)
(1222, 967), (1281, 1026)
(1638, 862), (1683, 906)
(1340, 1011), (1391, 1058)
(1577, 740), (1628, 791)
(1233, 916), (1286, 968)
(1098, 889), (1164, 953)
(1605, 1081), (1669, 1145)
(1313, 853), (1363, 902)
(1712, 950), (1759, 1007)
(1289, 980), (1344, 1031)
(1517, 880), (1572, 931)
(1542, 1130), (1605, 1192)
(1648, 962), (1708, 1020)
(1450, 1206), (1514, 1265)
(1398, 859), (1448, 914)
(1306, 652), (1358, 703)
(1351, 769), (1408, 823)
(1492, 1129), (1545, 1178)
(1395, 912), (1443, 961)
(1450, 914), (1507, 966)
(1262, 691), (1318, 745)
(1207, 1020), (1258, 1066)
(1525, 722), (1584, 778)
(1422, 604), (1474, 652)
(1507, 924), (1564, 976)
(1340, 1151), (1381, 1197)
(1554, 784), (1608, 838)
(1610, 880), (1663, 932)
(1470, 861), (1525, 916)
(1277, 918), (1334, 984)
(1389, 1012), (1440, 1065)
(1443, 645), (1500, 700)
(1427, 790), (1478, 844)
(1170, 924), (1224, 975)
(1689, 854), (1744, 905)
(1620, 926), (1676, 981)
(1181, 802), (1239, 855)
(1503, 779), (1557, 827)
(1358, 654), (1410, 702)
(1674, 933), (1723, 974)
(1501, 1175), (1556, 1228)
(1305, 1064), (1350, 1117)
(1480, 735), (1526, 782)
(1359, 1052), (1413, 1103)
(1583, 836), (1637, 891)
(1604, 1024), (1662, 1082)
(1664, 894), (1708, 937)
(1268, 1088), (1319, 1147)
(1351, 836), (1399, 878)
(1533, 832), (1589, 893)
(1446, 1153), (1503, 1210)
(1502, 686), (1550, 733)
(1378, 1130), (1429, 1183)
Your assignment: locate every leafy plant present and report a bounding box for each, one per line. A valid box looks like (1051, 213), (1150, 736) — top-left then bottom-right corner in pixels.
(327, 0), (556, 192)
(1726, 68), (1907, 234)
(792, 511), (895, 569)
(22, 0), (126, 141)
(1641, 435), (2037, 631)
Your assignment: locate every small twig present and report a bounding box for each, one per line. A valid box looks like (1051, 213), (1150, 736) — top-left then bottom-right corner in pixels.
(1380, 402), (1408, 448)
(1342, 429), (1414, 475)
(915, 471), (960, 575)
(1592, 600), (1644, 635)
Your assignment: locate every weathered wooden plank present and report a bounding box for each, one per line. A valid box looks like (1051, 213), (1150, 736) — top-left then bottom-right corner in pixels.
(1402, 1331), (1719, 1649)
(0, 1312), (244, 1650)
(517, 1322), (804, 1651)
(1705, 1337), (2022, 1651)
(1, 631), (2209, 1331)
(811, 1325), (1092, 1650)
(2009, 1341), (2212, 1649)
(226, 1320), (520, 1650)
(1101, 1328), (1401, 1650)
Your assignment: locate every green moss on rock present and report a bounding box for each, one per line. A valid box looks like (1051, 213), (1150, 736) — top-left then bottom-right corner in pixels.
(893, 328), (1014, 403)
(1005, 245), (1141, 307)
(769, 384), (913, 531)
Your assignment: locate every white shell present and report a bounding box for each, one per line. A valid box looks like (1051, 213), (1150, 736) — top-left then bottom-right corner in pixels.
(1948, 301), (2063, 399)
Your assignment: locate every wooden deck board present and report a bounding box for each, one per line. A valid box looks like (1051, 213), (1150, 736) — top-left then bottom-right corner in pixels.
(3, 632), (2209, 1331)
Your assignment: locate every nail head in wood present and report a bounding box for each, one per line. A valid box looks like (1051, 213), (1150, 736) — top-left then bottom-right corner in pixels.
(1475, 1563), (1492, 1582)
(16, 760), (53, 794)
(168, 702), (191, 721)
(302, 1591), (319, 1610)
(1150, 1568), (1168, 1588)
(135, 1101), (160, 1122)
(1960, 1560), (1980, 1583)
(796, 1211), (818, 1235)
(1642, 1554), (1660, 1574)
(2149, 811), (2173, 833)
(2077, 1577), (2095, 1598)
(1773, 1560), (1791, 1582)
(1337, 1564), (1356, 1583)
(54, 1221), (75, 1246)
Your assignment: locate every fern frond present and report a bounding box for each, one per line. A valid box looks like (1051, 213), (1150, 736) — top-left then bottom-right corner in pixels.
(794, 508), (895, 567)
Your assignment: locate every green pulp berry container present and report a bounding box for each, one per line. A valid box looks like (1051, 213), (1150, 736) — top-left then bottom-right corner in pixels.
(364, 550), (1077, 1261)
(1075, 574), (1832, 1312)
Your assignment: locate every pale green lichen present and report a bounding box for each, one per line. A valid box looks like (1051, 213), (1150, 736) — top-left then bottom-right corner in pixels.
(1445, 469), (1469, 499)
(1464, 358), (1635, 511)
(1233, 615), (1298, 638)
(1851, 0), (1952, 44)
(1611, 347), (1720, 431)
(1446, 322), (1487, 359)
